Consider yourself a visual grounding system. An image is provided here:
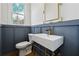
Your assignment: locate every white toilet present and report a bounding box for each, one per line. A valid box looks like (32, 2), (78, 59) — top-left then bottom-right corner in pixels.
(16, 41), (32, 56)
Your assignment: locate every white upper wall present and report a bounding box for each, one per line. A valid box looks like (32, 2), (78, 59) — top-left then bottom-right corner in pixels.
(31, 3), (44, 25)
(61, 3), (79, 21)
(24, 3), (31, 26)
(0, 4), (1, 24)
(0, 3), (31, 26)
(1, 3), (79, 26)
(1, 3), (12, 24)
(31, 3), (79, 25)
(1, 3), (8, 24)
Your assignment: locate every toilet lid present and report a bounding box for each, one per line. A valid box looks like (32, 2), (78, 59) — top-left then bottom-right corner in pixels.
(16, 41), (31, 49)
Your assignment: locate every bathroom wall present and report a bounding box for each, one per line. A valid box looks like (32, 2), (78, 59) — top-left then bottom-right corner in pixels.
(31, 3), (79, 25)
(31, 19), (79, 56)
(1, 3), (31, 26)
(0, 5), (1, 56)
(0, 25), (1, 55)
(24, 3), (31, 26)
(61, 3), (79, 21)
(1, 3), (8, 24)
(0, 4), (1, 24)
(0, 3), (31, 55)
(31, 3), (44, 25)
(0, 3), (79, 56)
(1, 25), (31, 55)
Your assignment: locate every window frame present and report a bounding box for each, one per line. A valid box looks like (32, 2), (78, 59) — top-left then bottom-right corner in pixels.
(11, 3), (25, 24)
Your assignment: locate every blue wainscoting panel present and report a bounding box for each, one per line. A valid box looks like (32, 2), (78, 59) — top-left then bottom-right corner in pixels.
(25, 27), (31, 41)
(2, 27), (14, 53)
(31, 27), (35, 33)
(78, 26), (79, 55)
(34, 27), (41, 33)
(54, 26), (79, 56)
(31, 19), (79, 56)
(32, 27), (41, 34)
(1, 25), (31, 54)
(14, 27), (26, 44)
(0, 26), (2, 55)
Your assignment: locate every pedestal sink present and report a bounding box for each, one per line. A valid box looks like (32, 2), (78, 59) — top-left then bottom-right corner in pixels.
(29, 33), (64, 52)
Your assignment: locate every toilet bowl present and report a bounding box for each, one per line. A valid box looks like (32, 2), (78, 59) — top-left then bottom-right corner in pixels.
(16, 41), (32, 56)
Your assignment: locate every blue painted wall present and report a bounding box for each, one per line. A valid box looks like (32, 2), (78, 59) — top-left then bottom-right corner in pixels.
(54, 26), (79, 55)
(2, 26), (14, 53)
(0, 25), (2, 55)
(0, 19), (79, 56)
(31, 19), (79, 56)
(1, 25), (31, 55)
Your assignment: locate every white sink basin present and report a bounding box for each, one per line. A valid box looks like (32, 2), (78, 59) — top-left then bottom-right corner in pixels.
(29, 33), (64, 52)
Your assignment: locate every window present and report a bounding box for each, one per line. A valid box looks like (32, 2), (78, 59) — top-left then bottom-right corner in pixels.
(12, 3), (24, 24)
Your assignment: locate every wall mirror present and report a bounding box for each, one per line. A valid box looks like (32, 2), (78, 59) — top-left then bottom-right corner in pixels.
(44, 3), (59, 22)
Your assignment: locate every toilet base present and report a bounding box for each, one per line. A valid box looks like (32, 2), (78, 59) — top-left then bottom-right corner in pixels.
(19, 46), (32, 56)
(19, 49), (32, 56)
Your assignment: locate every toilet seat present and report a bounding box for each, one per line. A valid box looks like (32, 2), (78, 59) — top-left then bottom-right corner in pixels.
(16, 41), (31, 49)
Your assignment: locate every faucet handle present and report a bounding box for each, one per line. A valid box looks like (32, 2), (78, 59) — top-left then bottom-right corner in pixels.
(45, 29), (49, 31)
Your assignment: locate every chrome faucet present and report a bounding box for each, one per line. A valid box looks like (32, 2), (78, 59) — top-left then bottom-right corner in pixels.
(46, 27), (52, 35)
